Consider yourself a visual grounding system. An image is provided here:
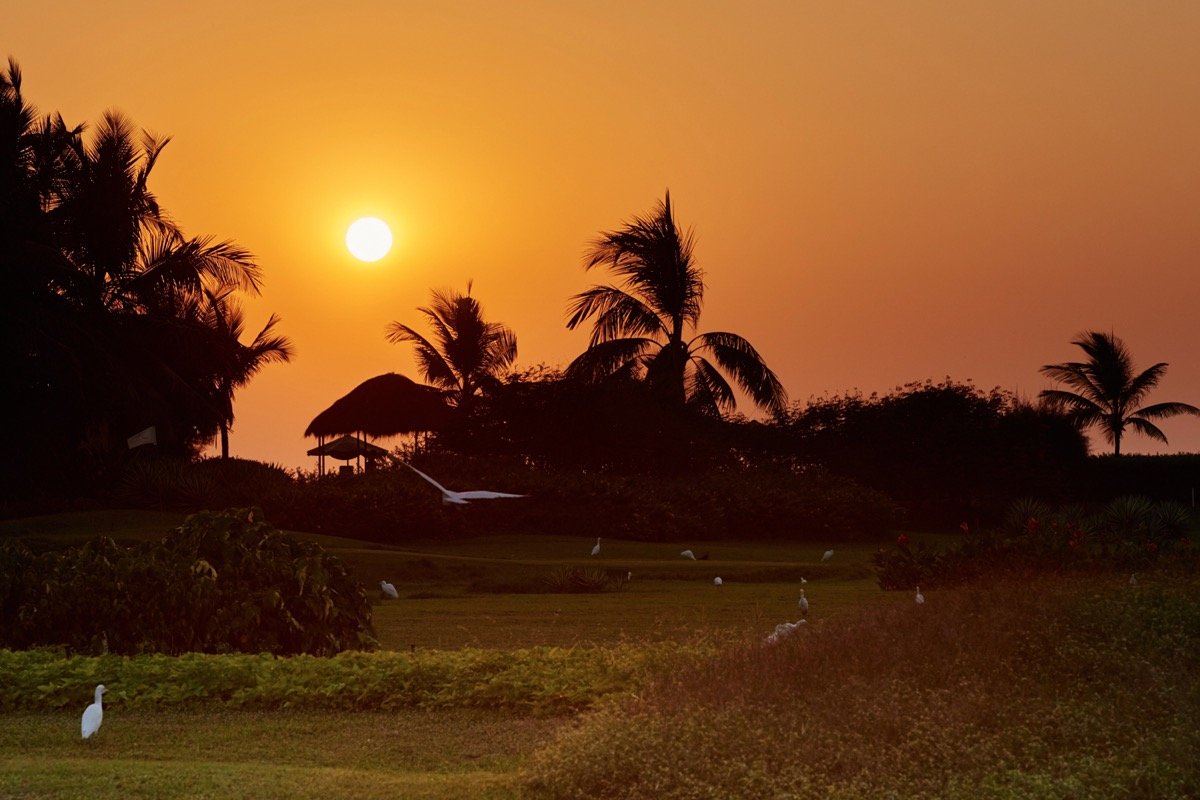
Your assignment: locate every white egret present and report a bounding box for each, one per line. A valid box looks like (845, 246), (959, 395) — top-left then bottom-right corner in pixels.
(713, 576), (723, 586)
(800, 576), (807, 584)
(399, 461), (525, 505)
(821, 549), (834, 562)
(915, 586), (924, 605)
(626, 571), (633, 581)
(766, 619), (807, 643)
(81, 684), (107, 739)
(798, 588), (809, 616)
(380, 580), (399, 599)
(590, 537), (601, 556)
(680, 549), (696, 560)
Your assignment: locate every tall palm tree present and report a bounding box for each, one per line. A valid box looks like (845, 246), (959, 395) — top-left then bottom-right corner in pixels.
(386, 282), (517, 410)
(565, 192), (786, 416)
(1039, 331), (1199, 455)
(201, 289), (294, 459)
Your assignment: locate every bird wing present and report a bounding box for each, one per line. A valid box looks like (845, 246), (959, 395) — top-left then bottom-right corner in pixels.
(455, 490), (526, 500)
(401, 461), (454, 497)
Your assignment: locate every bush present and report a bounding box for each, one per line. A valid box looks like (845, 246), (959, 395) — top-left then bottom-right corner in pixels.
(874, 496), (1199, 590)
(0, 508), (374, 655)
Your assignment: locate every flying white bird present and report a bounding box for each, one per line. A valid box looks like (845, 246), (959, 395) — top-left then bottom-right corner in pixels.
(81, 684), (107, 739)
(591, 537), (601, 556)
(798, 588), (809, 616)
(680, 549), (696, 560)
(915, 586), (925, 605)
(379, 580), (399, 599)
(800, 576), (808, 584)
(400, 461), (525, 505)
(821, 549), (834, 562)
(713, 576), (723, 586)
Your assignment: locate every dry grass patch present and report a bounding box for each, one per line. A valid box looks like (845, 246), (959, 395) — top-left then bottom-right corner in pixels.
(523, 572), (1200, 799)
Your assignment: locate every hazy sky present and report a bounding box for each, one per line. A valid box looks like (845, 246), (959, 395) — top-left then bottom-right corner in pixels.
(10, 1), (1200, 468)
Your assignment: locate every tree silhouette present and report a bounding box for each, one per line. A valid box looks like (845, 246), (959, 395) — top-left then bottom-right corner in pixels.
(201, 289), (294, 459)
(386, 282), (517, 411)
(1039, 331), (1199, 455)
(565, 192), (786, 416)
(1, 57), (289, 479)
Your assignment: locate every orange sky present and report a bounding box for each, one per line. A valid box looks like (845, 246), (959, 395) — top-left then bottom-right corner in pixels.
(10, 1), (1200, 468)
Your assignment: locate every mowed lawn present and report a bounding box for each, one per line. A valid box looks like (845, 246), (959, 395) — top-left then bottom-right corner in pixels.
(0, 510), (914, 799)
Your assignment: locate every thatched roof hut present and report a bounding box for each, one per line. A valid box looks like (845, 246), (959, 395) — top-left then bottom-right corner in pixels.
(305, 373), (451, 474)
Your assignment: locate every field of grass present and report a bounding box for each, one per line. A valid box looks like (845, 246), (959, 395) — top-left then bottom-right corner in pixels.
(3, 511), (1195, 798)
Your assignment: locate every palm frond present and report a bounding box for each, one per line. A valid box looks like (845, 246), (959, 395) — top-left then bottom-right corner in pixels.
(385, 322), (457, 388)
(565, 337), (656, 383)
(1132, 401), (1200, 421)
(688, 356), (736, 416)
(692, 331), (788, 414)
(1125, 417), (1169, 444)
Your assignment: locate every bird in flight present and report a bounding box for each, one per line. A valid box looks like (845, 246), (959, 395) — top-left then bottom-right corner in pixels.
(380, 580), (399, 599)
(400, 461), (525, 505)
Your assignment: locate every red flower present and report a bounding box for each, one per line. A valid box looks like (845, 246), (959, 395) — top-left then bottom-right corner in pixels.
(897, 533), (910, 546)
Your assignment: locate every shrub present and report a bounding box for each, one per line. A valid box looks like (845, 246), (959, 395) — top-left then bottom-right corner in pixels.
(874, 496), (1198, 589)
(0, 508), (374, 655)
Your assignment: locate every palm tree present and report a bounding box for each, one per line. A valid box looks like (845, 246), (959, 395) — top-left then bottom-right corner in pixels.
(386, 282), (517, 410)
(201, 289), (294, 459)
(565, 192), (786, 416)
(1039, 331), (1199, 455)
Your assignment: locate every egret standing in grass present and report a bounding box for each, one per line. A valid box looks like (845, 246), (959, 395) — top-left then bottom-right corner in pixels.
(81, 684), (107, 739)
(821, 549), (834, 562)
(380, 580), (399, 599)
(590, 537), (601, 556)
(915, 586), (925, 605)
(713, 576), (723, 586)
(680, 549), (696, 560)
(798, 588), (809, 617)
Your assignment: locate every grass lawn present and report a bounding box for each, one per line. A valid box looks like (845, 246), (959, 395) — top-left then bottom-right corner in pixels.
(0, 709), (566, 799)
(0, 510), (941, 798)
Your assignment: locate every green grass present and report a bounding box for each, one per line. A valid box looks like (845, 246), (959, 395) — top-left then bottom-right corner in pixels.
(0, 709), (565, 799)
(0, 509), (899, 798)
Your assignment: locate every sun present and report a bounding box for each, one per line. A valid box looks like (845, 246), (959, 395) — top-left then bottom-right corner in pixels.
(345, 217), (393, 262)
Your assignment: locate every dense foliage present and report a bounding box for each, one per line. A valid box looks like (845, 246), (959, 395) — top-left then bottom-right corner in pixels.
(523, 574), (1200, 799)
(1, 59), (289, 498)
(0, 641), (704, 713)
(0, 508), (373, 655)
(777, 379), (1089, 527)
(874, 495), (1197, 590)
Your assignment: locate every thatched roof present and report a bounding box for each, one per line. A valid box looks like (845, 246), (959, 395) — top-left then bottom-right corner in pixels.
(305, 434), (390, 461)
(304, 373), (452, 438)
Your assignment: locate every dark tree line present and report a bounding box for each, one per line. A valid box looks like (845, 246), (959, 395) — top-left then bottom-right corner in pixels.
(1, 58), (291, 497)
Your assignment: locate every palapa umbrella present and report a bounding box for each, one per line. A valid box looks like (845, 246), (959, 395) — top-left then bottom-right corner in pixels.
(305, 373), (452, 475)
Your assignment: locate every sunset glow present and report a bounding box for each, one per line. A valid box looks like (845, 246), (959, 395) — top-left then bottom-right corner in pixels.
(9, 2), (1199, 467)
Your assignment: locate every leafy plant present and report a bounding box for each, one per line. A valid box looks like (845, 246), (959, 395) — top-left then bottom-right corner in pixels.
(0, 508), (374, 655)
